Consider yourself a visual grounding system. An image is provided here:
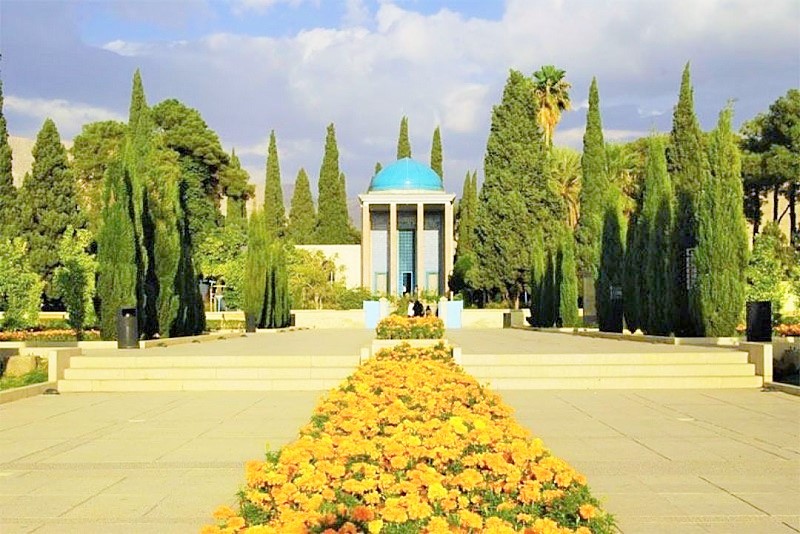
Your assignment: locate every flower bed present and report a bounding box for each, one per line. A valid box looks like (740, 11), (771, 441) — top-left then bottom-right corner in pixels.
(0, 328), (101, 342)
(775, 323), (800, 337)
(204, 345), (613, 533)
(376, 315), (444, 340)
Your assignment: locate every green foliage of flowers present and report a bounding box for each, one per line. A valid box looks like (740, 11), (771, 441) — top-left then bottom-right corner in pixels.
(376, 316), (445, 340)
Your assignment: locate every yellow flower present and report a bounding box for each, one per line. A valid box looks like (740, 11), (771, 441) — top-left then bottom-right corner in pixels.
(579, 503), (597, 520)
(368, 519), (384, 533)
(459, 509), (483, 530)
(427, 482), (448, 501)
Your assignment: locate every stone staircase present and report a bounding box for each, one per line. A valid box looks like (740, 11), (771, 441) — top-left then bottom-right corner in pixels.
(57, 353), (360, 392)
(460, 349), (762, 389)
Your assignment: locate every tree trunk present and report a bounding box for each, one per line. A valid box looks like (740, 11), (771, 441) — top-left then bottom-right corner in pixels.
(789, 181), (797, 245)
(773, 186), (780, 221)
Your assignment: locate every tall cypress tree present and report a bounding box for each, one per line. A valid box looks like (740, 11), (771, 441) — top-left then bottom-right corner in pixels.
(623, 209), (644, 333)
(695, 106), (749, 336)
(529, 227), (547, 326)
(19, 119), (84, 283)
(642, 136), (675, 335)
(397, 116), (411, 159)
(473, 70), (554, 306)
(667, 63), (710, 336)
(243, 210), (268, 329)
(0, 79), (17, 240)
(597, 185), (626, 332)
(456, 171), (477, 256)
(558, 232), (579, 327)
(287, 168), (316, 244)
(575, 77), (608, 279)
(430, 126), (443, 178)
(374, 162), (382, 176)
(97, 161), (136, 339)
(315, 124), (354, 244)
(263, 130), (286, 238)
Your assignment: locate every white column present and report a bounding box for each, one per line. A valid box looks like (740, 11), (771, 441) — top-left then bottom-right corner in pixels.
(361, 202), (371, 290)
(416, 203), (425, 294)
(389, 203), (398, 295)
(444, 199), (454, 297)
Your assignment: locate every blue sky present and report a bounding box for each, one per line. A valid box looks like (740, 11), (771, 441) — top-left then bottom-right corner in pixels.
(2, 0), (798, 199)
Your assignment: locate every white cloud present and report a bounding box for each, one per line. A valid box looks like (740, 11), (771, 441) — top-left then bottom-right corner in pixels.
(343, 0), (370, 27)
(441, 84), (490, 134)
(5, 96), (125, 139)
(232, 0), (308, 15)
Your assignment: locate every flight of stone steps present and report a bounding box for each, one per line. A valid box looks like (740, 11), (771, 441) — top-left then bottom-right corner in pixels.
(57, 353), (360, 392)
(460, 349), (762, 389)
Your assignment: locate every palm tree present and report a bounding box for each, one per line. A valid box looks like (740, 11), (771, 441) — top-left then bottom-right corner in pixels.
(532, 65), (572, 147)
(605, 142), (641, 218)
(549, 147), (582, 228)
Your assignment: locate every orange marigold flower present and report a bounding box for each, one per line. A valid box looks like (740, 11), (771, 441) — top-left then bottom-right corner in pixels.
(423, 517), (450, 534)
(381, 498), (408, 523)
(352, 505), (375, 522)
(579, 503), (597, 520)
(452, 468), (484, 491)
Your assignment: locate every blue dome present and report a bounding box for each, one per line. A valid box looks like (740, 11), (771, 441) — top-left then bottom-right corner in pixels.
(368, 158), (444, 192)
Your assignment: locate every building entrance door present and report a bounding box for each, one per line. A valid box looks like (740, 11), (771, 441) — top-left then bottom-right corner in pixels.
(401, 271), (413, 296)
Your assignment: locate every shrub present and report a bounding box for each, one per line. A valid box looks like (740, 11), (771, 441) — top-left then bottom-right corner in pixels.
(0, 238), (44, 330)
(204, 346), (613, 533)
(376, 315), (444, 339)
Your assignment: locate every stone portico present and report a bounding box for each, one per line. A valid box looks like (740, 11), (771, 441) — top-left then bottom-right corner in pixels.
(358, 158), (455, 295)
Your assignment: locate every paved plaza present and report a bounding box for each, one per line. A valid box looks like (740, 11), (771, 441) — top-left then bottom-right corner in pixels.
(0, 329), (798, 533)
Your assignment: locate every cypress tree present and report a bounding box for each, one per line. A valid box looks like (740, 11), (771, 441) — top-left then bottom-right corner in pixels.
(0, 79), (17, 240)
(261, 241), (291, 328)
(695, 106), (749, 336)
(558, 232), (579, 327)
(243, 210), (268, 329)
(473, 70), (554, 306)
(597, 185), (626, 332)
(397, 116), (411, 159)
(642, 136), (675, 335)
(623, 210), (644, 332)
(575, 77), (608, 279)
(374, 162), (382, 176)
(529, 228), (547, 326)
(146, 142), (182, 337)
(667, 63), (710, 336)
(264, 130), (286, 237)
(315, 124), (354, 244)
(541, 251), (557, 326)
(97, 160), (136, 340)
(430, 126), (443, 178)
(287, 168), (316, 244)
(456, 171), (477, 256)
(19, 118), (84, 283)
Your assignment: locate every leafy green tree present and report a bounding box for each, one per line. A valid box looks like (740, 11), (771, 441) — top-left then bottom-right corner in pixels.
(151, 98), (229, 249)
(667, 63), (710, 336)
(53, 226), (97, 335)
(0, 238), (44, 330)
(472, 70), (557, 307)
(0, 79), (17, 240)
(641, 136), (675, 335)
(605, 142), (640, 218)
(597, 186), (626, 332)
(315, 124), (356, 244)
(532, 65), (572, 147)
(575, 77), (608, 278)
(19, 118), (84, 284)
(694, 106), (749, 336)
(195, 222), (247, 311)
(243, 210), (268, 327)
(746, 222), (789, 316)
(529, 228), (548, 326)
(287, 168), (316, 244)
(287, 248), (340, 309)
(219, 148), (253, 229)
(264, 130), (286, 237)
(397, 116), (411, 159)
(557, 232), (579, 327)
(430, 126), (443, 178)
(71, 120), (127, 234)
(97, 160), (137, 339)
(740, 90), (799, 245)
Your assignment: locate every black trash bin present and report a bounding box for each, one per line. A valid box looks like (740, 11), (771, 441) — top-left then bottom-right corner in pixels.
(289, 313), (296, 327)
(502, 312), (511, 328)
(746, 301), (772, 342)
(117, 307), (139, 349)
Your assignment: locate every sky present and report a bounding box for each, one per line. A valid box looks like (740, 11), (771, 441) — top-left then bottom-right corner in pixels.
(1, 0), (798, 198)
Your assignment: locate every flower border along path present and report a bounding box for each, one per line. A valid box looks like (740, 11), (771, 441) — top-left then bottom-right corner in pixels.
(204, 345), (613, 534)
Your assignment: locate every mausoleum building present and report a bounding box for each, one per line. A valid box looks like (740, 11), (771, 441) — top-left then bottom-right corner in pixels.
(358, 158), (456, 295)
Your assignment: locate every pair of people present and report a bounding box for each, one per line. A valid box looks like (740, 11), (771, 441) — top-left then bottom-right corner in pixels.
(407, 300), (432, 317)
